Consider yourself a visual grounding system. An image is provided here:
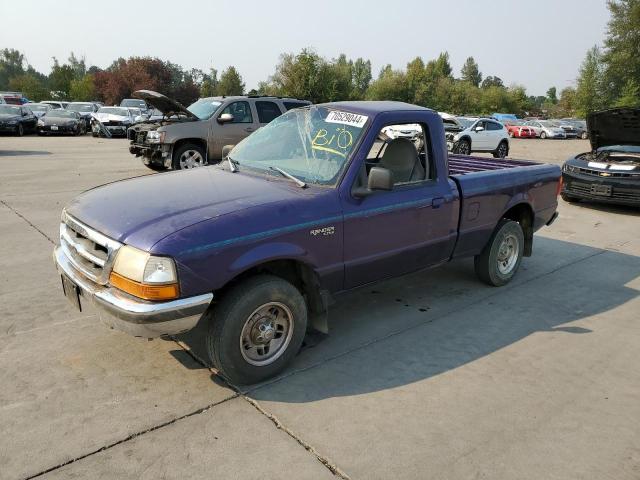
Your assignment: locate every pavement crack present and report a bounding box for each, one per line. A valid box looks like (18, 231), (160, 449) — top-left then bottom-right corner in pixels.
(1, 199), (55, 245)
(170, 338), (351, 479)
(22, 394), (239, 480)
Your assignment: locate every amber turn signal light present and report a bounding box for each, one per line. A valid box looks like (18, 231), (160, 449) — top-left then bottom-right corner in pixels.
(109, 272), (179, 301)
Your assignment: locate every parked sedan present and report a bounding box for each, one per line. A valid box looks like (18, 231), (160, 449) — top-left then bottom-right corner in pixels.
(67, 102), (98, 130)
(562, 119), (589, 139)
(37, 110), (85, 135)
(23, 103), (52, 118)
(41, 100), (68, 110)
(561, 108), (639, 206)
(525, 120), (566, 139)
(553, 120), (578, 138)
(91, 106), (135, 137)
(0, 104), (37, 135)
(504, 120), (536, 138)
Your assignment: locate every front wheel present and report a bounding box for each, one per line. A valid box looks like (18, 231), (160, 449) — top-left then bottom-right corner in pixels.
(16, 124), (24, 136)
(474, 219), (524, 286)
(456, 139), (471, 155)
(581, 132), (588, 140)
(540, 131), (547, 139)
(493, 141), (509, 158)
(206, 275), (307, 384)
(173, 143), (207, 170)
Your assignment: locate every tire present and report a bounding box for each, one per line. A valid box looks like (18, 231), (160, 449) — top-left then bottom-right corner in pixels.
(206, 275), (307, 385)
(92, 132), (98, 137)
(474, 219), (524, 287)
(456, 138), (471, 155)
(493, 141), (509, 158)
(581, 132), (588, 140)
(561, 192), (579, 203)
(540, 131), (547, 139)
(172, 143), (207, 170)
(16, 124), (24, 137)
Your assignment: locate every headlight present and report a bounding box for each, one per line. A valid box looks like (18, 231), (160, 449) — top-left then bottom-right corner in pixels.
(110, 245), (179, 300)
(7, 120), (18, 125)
(146, 130), (165, 143)
(563, 164), (578, 173)
(37, 119), (44, 126)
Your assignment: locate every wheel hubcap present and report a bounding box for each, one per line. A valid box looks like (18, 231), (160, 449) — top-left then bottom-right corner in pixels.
(497, 233), (519, 275)
(179, 150), (204, 169)
(240, 302), (294, 366)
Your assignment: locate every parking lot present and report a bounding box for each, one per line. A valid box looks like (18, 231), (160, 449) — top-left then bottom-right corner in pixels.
(1, 135), (639, 479)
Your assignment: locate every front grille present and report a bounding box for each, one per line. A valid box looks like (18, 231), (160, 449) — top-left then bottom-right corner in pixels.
(567, 181), (640, 202)
(59, 212), (122, 285)
(102, 121), (124, 126)
(575, 167), (640, 178)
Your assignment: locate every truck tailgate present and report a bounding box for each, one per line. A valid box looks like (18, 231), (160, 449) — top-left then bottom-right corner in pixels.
(448, 155), (561, 259)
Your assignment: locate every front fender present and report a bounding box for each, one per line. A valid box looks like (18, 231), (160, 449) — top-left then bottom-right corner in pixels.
(229, 242), (311, 275)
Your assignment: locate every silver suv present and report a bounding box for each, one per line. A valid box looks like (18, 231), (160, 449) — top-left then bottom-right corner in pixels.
(128, 90), (310, 171)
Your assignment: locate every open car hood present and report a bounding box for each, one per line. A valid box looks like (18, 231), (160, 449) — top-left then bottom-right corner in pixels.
(588, 108), (640, 150)
(133, 90), (198, 120)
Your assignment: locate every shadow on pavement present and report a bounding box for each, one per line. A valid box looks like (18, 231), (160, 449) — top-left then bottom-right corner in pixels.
(568, 199), (640, 217)
(0, 149), (52, 156)
(172, 237), (639, 401)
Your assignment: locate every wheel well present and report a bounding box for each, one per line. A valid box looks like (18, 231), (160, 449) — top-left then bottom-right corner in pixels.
(503, 203), (534, 256)
(173, 138), (208, 160)
(217, 259), (328, 320)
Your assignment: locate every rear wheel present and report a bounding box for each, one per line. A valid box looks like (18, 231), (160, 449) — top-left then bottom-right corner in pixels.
(474, 219), (524, 286)
(173, 143), (207, 170)
(540, 131), (547, 139)
(206, 275), (307, 385)
(581, 131), (588, 140)
(493, 141), (509, 158)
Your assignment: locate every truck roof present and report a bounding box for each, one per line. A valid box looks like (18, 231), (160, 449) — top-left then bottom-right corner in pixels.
(317, 101), (433, 116)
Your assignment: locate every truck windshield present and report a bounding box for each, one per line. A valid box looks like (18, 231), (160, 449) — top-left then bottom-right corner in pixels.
(187, 99), (222, 119)
(230, 106), (368, 186)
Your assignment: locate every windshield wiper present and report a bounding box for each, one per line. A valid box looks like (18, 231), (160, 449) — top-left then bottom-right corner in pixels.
(269, 166), (307, 188)
(227, 156), (239, 172)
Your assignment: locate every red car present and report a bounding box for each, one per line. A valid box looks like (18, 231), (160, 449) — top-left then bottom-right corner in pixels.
(504, 121), (536, 138)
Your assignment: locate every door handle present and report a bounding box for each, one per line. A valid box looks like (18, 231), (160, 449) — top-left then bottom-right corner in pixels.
(431, 197), (445, 209)
(244, 127), (254, 132)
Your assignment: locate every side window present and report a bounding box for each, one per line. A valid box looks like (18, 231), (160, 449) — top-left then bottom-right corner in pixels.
(221, 101), (253, 123)
(255, 101), (282, 123)
(364, 123), (434, 186)
(487, 121), (502, 131)
(283, 101), (307, 111)
(475, 120), (486, 130)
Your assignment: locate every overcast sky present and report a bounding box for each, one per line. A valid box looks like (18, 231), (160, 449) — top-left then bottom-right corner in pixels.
(3, 0), (610, 96)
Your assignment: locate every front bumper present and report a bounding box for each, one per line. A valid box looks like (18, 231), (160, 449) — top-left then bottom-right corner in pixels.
(53, 245), (213, 338)
(562, 171), (640, 206)
(130, 142), (172, 167)
(0, 124), (18, 133)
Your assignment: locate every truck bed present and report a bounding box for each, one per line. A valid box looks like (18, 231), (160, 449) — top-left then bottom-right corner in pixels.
(447, 154), (561, 259)
(447, 155), (537, 176)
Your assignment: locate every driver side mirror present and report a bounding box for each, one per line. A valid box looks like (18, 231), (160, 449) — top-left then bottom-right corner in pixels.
(474, 126), (485, 132)
(353, 167), (393, 198)
(217, 113), (234, 124)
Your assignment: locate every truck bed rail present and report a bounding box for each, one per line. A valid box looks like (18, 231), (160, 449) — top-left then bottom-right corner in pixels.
(448, 155), (537, 176)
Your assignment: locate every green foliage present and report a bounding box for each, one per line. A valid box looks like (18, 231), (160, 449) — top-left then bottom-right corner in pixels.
(460, 56), (482, 87)
(481, 76), (504, 89)
(200, 68), (219, 97)
(8, 73), (48, 101)
(546, 86), (558, 104)
(0, 48), (26, 89)
(615, 78), (640, 107)
(575, 46), (606, 117)
(218, 66), (245, 96)
(69, 74), (96, 101)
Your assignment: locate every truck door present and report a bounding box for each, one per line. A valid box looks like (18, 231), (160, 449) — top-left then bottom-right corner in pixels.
(341, 125), (458, 289)
(214, 101), (259, 156)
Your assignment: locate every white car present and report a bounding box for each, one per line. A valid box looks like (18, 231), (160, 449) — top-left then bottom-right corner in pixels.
(381, 123), (422, 140)
(524, 120), (566, 139)
(25, 103), (52, 118)
(91, 106), (136, 137)
(450, 118), (510, 158)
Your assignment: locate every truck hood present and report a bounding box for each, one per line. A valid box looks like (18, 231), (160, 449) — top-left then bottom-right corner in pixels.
(65, 167), (304, 251)
(133, 90), (198, 120)
(588, 108), (640, 150)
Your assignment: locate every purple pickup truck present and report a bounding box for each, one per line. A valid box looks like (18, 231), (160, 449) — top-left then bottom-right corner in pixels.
(54, 101), (560, 384)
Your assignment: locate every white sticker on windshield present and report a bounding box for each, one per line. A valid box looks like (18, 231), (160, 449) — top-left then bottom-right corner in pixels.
(325, 111), (368, 128)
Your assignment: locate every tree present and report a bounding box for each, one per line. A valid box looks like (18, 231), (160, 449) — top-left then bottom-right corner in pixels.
(8, 73), (48, 101)
(481, 76), (504, 89)
(0, 48), (26, 89)
(366, 65), (408, 102)
(49, 58), (76, 99)
(69, 74), (96, 101)
(200, 68), (219, 97)
(267, 49), (326, 102)
(546, 86), (558, 104)
(460, 56), (482, 87)
(351, 58), (372, 99)
(614, 78), (640, 107)
(575, 46), (606, 117)
(217, 66), (245, 96)
(557, 87), (577, 116)
(602, 0), (640, 105)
